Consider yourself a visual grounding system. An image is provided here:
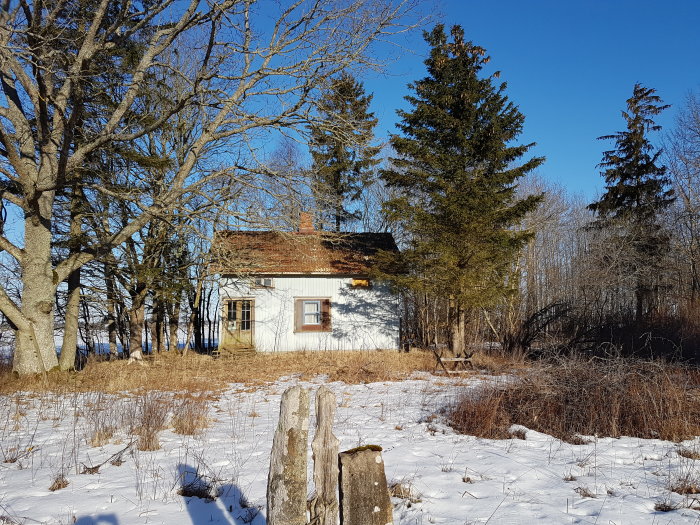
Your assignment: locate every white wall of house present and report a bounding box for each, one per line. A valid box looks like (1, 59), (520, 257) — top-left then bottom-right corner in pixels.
(219, 275), (399, 351)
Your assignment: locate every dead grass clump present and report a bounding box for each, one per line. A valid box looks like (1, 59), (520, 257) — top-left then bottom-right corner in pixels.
(448, 385), (511, 439)
(678, 447), (700, 460)
(83, 392), (120, 447)
(172, 395), (209, 435)
(449, 357), (700, 441)
(49, 474), (69, 491)
(470, 352), (530, 375)
(508, 427), (527, 440)
(177, 468), (221, 501)
(671, 475), (700, 495)
(654, 500), (678, 512)
(178, 478), (218, 500)
(127, 393), (170, 451)
(574, 486), (596, 498)
(389, 479), (422, 504)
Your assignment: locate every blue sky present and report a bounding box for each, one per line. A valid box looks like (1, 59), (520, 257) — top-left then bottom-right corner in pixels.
(364, 0), (700, 200)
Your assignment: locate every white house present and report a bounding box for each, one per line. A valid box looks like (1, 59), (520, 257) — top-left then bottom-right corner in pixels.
(215, 214), (400, 353)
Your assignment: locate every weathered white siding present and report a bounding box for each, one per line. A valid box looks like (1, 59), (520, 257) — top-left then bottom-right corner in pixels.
(219, 276), (399, 351)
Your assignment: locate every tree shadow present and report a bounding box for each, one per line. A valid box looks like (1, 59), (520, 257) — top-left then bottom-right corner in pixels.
(74, 515), (119, 525)
(332, 283), (400, 348)
(178, 463), (266, 525)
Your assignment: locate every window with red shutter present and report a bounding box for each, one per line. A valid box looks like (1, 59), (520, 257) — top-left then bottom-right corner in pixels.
(294, 298), (332, 332)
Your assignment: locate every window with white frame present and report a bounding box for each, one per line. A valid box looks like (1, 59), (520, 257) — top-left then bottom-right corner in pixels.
(303, 300), (321, 325)
(294, 298), (331, 332)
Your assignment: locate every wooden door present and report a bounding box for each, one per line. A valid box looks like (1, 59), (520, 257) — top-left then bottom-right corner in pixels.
(222, 299), (254, 349)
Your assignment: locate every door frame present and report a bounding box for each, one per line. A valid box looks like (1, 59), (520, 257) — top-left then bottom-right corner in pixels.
(222, 298), (255, 349)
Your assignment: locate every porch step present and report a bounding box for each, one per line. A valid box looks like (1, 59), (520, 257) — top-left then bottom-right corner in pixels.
(215, 346), (256, 358)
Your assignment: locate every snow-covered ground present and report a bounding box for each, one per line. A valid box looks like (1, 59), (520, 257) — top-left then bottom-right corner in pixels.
(1, 373), (699, 524)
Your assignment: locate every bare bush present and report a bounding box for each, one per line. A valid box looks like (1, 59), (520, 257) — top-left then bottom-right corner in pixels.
(83, 393), (120, 447)
(126, 394), (171, 451)
(172, 395), (209, 436)
(449, 357), (700, 441)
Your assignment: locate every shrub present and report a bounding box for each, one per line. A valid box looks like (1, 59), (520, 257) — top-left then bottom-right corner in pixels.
(83, 392), (119, 447)
(127, 393), (170, 451)
(449, 357), (700, 441)
(172, 396), (209, 436)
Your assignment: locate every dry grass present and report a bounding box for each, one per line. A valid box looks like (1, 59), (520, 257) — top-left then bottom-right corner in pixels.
(574, 486), (596, 498)
(172, 395), (209, 435)
(126, 393), (170, 451)
(449, 357), (700, 442)
(446, 384), (510, 439)
(83, 392), (120, 447)
(678, 447), (700, 460)
(671, 476), (700, 495)
(48, 474), (68, 492)
(0, 350), (436, 394)
(389, 479), (422, 504)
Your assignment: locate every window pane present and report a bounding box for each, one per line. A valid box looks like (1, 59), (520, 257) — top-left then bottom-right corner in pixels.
(227, 301), (237, 321)
(303, 300), (321, 325)
(240, 300), (251, 330)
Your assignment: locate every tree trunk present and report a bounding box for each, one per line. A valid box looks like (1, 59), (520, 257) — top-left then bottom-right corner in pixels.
(169, 293), (181, 352)
(104, 262), (118, 358)
(183, 277), (203, 355)
(13, 192), (59, 375)
(156, 296), (166, 353)
(449, 300), (466, 356)
(150, 296), (166, 354)
(59, 268), (81, 371)
(60, 193), (84, 370)
(128, 291), (146, 361)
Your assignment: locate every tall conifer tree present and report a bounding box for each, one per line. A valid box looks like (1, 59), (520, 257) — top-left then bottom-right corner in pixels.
(309, 73), (380, 231)
(380, 25), (543, 353)
(589, 83), (674, 320)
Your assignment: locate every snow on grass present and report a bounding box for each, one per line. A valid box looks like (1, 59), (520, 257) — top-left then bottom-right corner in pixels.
(0, 374), (699, 524)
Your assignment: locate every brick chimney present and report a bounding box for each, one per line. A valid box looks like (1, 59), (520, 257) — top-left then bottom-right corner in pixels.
(299, 212), (315, 234)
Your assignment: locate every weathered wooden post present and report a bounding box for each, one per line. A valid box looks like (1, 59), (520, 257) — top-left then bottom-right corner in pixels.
(267, 385), (310, 525)
(309, 386), (340, 525)
(338, 445), (393, 525)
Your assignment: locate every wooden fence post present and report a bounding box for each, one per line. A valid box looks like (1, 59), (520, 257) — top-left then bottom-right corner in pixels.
(267, 385), (310, 525)
(338, 445), (393, 525)
(309, 386), (340, 525)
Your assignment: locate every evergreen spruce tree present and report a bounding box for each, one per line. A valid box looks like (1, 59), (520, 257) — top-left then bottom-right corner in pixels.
(309, 73), (380, 231)
(588, 83), (674, 320)
(380, 25), (544, 353)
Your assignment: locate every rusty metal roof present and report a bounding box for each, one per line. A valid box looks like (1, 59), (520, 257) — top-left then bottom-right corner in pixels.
(213, 230), (397, 275)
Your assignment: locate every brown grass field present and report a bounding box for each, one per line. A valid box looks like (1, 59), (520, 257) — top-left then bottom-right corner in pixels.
(0, 349), (512, 394)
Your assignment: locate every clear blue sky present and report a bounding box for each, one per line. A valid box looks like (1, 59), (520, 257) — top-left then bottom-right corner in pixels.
(364, 0), (700, 200)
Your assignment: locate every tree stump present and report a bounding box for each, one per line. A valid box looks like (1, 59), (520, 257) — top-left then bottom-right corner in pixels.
(267, 386), (310, 525)
(339, 445), (393, 525)
(309, 386), (340, 525)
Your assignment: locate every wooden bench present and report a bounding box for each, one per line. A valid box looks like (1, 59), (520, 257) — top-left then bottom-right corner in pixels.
(429, 344), (473, 375)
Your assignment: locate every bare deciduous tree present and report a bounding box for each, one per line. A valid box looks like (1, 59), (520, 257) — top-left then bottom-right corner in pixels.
(0, 0), (418, 374)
